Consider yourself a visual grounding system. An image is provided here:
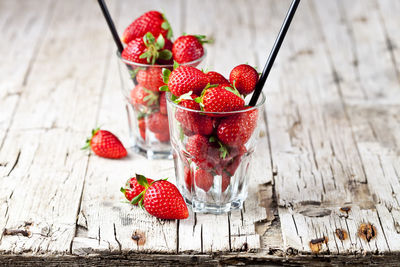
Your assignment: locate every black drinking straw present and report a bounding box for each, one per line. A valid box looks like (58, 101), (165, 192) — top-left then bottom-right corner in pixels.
(97, 0), (124, 54)
(249, 0), (300, 106)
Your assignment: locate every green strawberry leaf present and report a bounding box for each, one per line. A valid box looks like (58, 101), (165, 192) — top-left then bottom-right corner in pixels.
(159, 85), (169, 92)
(143, 32), (156, 46)
(138, 198), (144, 209)
(194, 34), (213, 44)
(139, 50), (151, 59)
(224, 86), (242, 98)
(131, 191), (145, 205)
(162, 68), (171, 84)
(120, 187), (126, 194)
(173, 61), (179, 70)
(171, 94), (177, 101)
(194, 96), (202, 103)
(158, 49), (172, 60)
(209, 136), (216, 142)
(156, 34), (165, 50)
(161, 13), (173, 39)
(218, 141), (229, 159)
(136, 174), (149, 188)
(129, 67), (142, 79)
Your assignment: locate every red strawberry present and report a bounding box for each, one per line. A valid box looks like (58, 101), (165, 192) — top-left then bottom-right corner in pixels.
(136, 67), (164, 92)
(162, 66), (208, 97)
(175, 94), (214, 136)
(229, 64), (259, 95)
(121, 177), (154, 203)
(122, 33), (172, 65)
(194, 169), (214, 192)
(184, 166), (193, 191)
(217, 108), (258, 146)
(83, 128), (127, 159)
(172, 35), (209, 64)
(221, 173), (231, 192)
(159, 92), (167, 114)
(155, 131), (170, 142)
(138, 118), (146, 140)
(147, 112), (169, 133)
(186, 134), (220, 170)
(130, 85), (159, 107)
(206, 71), (230, 86)
(122, 11), (172, 44)
(133, 174), (189, 220)
(200, 85), (245, 114)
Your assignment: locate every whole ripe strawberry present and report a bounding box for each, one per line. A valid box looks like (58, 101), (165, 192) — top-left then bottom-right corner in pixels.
(147, 112), (169, 133)
(172, 35), (209, 64)
(175, 94), (214, 136)
(161, 65), (208, 97)
(194, 168), (214, 192)
(229, 64), (259, 95)
(155, 131), (170, 142)
(83, 128), (127, 159)
(159, 92), (167, 114)
(120, 177), (154, 202)
(136, 67), (164, 92)
(132, 174), (189, 220)
(200, 85), (245, 114)
(130, 85), (159, 107)
(217, 108), (258, 146)
(138, 118), (146, 140)
(186, 134), (220, 170)
(122, 33), (172, 65)
(122, 11), (172, 44)
(206, 71), (230, 86)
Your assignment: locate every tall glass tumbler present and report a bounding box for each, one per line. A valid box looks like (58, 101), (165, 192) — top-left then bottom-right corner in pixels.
(166, 92), (266, 214)
(117, 52), (205, 159)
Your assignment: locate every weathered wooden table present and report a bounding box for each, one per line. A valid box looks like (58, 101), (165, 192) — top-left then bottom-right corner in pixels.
(1, 0), (400, 265)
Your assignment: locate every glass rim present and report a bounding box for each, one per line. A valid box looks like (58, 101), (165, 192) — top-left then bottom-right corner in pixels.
(117, 49), (207, 68)
(166, 91), (266, 115)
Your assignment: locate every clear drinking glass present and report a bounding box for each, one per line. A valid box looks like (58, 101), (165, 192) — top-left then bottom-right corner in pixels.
(117, 52), (205, 159)
(166, 92), (266, 214)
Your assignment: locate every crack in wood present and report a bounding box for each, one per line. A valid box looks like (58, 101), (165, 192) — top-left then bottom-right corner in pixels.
(6, 150), (20, 177)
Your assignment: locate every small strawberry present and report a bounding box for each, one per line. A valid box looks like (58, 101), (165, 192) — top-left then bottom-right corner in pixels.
(175, 93), (214, 136)
(132, 174), (189, 220)
(83, 128), (127, 159)
(199, 85), (245, 114)
(138, 118), (146, 140)
(186, 134), (220, 170)
(130, 85), (159, 107)
(229, 64), (259, 95)
(136, 67), (164, 92)
(194, 168), (214, 192)
(121, 176), (154, 203)
(161, 65), (208, 97)
(206, 71), (230, 86)
(217, 108), (258, 146)
(147, 112), (169, 133)
(159, 92), (167, 114)
(122, 11), (172, 44)
(172, 35), (209, 64)
(155, 131), (170, 142)
(184, 166), (193, 191)
(122, 33), (172, 65)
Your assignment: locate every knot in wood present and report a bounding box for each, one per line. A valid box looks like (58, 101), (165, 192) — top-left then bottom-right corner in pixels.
(131, 230), (146, 246)
(335, 228), (348, 241)
(309, 236), (328, 254)
(358, 223), (376, 242)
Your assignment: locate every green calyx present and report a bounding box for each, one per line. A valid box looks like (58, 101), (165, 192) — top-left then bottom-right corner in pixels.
(81, 127), (100, 150)
(174, 91), (193, 104)
(224, 82), (243, 98)
(193, 34), (213, 45)
(209, 136), (228, 159)
(130, 174), (149, 208)
(161, 13), (173, 39)
(142, 87), (159, 106)
(140, 32), (172, 65)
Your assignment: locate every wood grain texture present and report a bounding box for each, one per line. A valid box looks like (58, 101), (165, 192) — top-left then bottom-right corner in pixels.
(0, 0), (399, 263)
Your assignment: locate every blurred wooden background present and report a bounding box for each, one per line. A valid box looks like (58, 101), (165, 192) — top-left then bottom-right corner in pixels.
(1, 0), (400, 265)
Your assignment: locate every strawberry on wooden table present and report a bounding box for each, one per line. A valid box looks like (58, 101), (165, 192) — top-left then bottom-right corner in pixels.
(229, 64), (259, 95)
(132, 174), (189, 220)
(122, 11), (172, 44)
(83, 128), (127, 159)
(161, 65), (208, 97)
(172, 35), (209, 64)
(121, 176), (154, 202)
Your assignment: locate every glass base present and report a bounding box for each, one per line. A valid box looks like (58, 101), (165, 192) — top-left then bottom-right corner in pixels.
(185, 197), (244, 214)
(130, 144), (172, 160)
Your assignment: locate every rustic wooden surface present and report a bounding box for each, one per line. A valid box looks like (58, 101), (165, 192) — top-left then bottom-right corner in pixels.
(1, 0), (400, 265)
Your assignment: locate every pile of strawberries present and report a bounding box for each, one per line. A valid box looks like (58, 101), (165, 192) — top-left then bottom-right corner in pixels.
(121, 11), (209, 144)
(163, 63), (260, 193)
